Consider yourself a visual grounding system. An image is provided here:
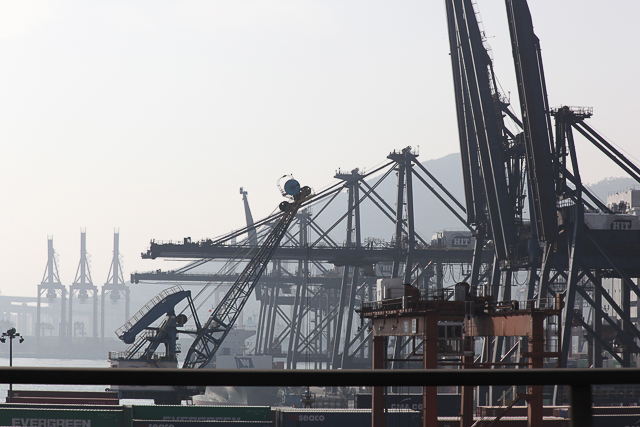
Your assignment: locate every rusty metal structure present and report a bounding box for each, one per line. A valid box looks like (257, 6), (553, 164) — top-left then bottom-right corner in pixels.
(360, 284), (563, 427)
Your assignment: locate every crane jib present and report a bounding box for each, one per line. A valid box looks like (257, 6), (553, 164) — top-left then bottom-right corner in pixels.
(182, 186), (313, 369)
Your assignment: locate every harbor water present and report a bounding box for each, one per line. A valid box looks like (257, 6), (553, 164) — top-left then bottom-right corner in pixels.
(0, 358), (156, 404)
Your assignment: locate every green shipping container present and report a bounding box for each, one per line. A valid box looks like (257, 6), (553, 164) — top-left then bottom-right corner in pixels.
(132, 406), (271, 423)
(0, 407), (125, 427)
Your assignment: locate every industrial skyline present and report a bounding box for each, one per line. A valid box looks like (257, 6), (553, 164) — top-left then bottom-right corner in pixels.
(0, 0), (638, 297)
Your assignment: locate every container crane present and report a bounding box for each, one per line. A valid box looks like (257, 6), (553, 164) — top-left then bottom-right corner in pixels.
(183, 179), (312, 369)
(240, 187), (258, 247)
(110, 179), (312, 402)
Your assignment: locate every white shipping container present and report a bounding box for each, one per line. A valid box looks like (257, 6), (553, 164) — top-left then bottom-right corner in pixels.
(376, 278), (404, 301)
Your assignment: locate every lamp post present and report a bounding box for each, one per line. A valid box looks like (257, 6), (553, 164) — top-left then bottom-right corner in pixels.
(1, 328), (24, 402)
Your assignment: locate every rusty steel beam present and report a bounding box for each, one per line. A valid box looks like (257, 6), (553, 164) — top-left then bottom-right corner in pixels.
(465, 310), (560, 337)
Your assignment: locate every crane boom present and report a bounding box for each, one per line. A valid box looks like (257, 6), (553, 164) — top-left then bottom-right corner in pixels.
(183, 184), (313, 369)
(240, 187), (258, 247)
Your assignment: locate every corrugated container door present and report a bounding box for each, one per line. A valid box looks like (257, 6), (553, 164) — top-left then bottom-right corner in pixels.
(132, 405), (271, 422)
(133, 421), (272, 427)
(0, 407), (125, 427)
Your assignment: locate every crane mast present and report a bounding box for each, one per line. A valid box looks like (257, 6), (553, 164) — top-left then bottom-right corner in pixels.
(240, 187), (258, 247)
(183, 182), (313, 369)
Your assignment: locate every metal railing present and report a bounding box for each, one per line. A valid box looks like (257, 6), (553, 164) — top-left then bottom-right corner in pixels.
(0, 367), (636, 426)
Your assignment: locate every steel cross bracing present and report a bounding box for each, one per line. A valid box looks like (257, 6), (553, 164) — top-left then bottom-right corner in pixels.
(134, 151), (490, 369)
(445, 0), (640, 398)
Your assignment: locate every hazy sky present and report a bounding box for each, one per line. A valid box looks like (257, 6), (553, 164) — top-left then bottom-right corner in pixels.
(0, 1), (638, 297)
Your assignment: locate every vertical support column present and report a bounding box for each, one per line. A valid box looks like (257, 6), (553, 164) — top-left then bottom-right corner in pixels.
(60, 289), (67, 344)
(125, 287), (130, 323)
(340, 266), (360, 369)
(102, 230), (129, 346)
(268, 286), (280, 353)
(469, 227), (485, 289)
(372, 335), (385, 427)
(593, 272), (602, 368)
(288, 212), (309, 369)
(92, 291), (98, 340)
(68, 290), (74, 342)
(331, 263), (351, 365)
(569, 385), (592, 427)
(460, 337), (474, 427)
(527, 313), (544, 427)
(560, 205), (583, 366)
(403, 159), (415, 285)
(622, 278), (631, 367)
(36, 288), (42, 347)
(490, 256), (501, 302)
(537, 243), (553, 306)
(255, 298), (267, 353)
(287, 277), (302, 367)
(423, 311), (438, 427)
(100, 291), (105, 345)
(264, 286), (278, 353)
(325, 291), (332, 363)
(392, 159), (405, 279)
(501, 271), (513, 360)
(476, 337), (490, 407)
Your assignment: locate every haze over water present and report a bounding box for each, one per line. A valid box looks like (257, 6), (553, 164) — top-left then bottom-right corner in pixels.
(0, 358), (153, 404)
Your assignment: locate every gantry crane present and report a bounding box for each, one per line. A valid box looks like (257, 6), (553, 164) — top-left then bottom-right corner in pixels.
(445, 0), (640, 414)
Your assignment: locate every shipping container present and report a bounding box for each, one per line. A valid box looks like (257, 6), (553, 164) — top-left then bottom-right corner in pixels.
(439, 417), (569, 427)
(132, 406), (271, 423)
(592, 406), (640, 415)
(274, 408), (420, 427)
(593, 414), (640, 427)
(430, 230), (475, 249)
(355, 393), (460, 416)
(0, 403), (122, 410)
(476, 405), (567, 417)
(133, 421), (271, 427)
(0, 407), (126, 427)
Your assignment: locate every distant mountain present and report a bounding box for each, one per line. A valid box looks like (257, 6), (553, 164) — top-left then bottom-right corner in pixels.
(585, 177), (639, 204)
